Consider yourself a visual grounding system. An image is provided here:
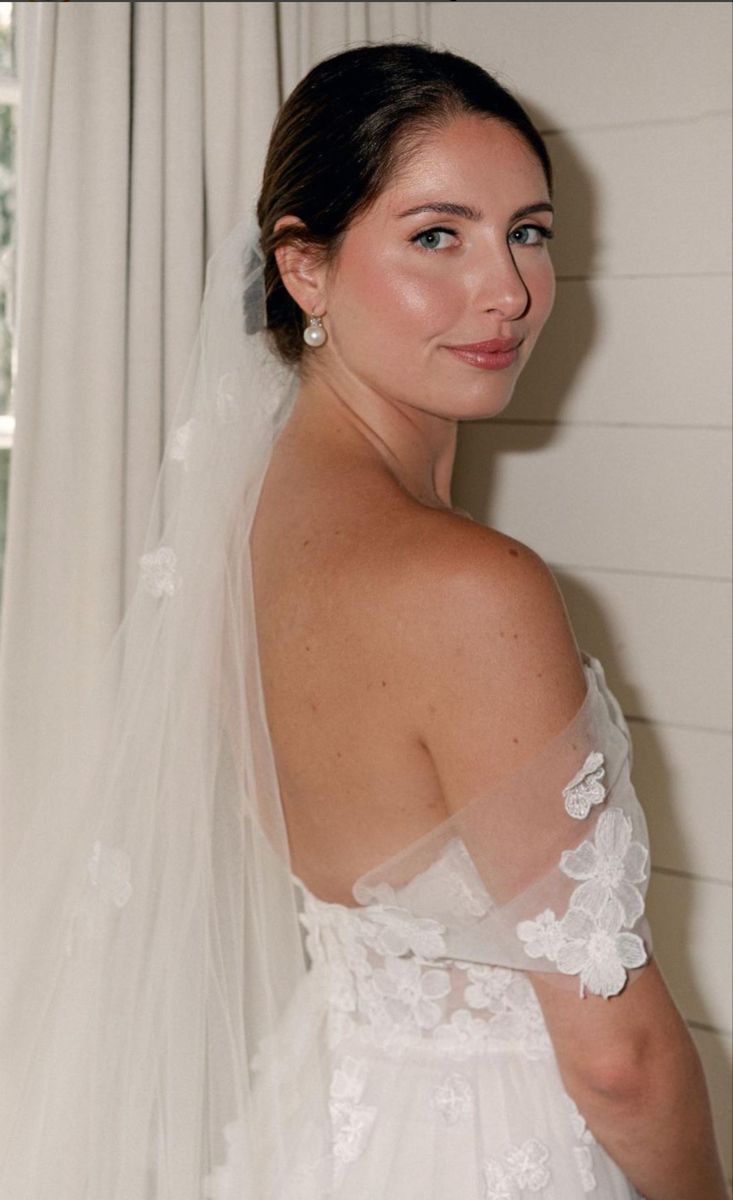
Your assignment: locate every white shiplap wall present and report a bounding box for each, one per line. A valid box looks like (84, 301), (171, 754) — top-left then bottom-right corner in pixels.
(427, 0), (732, 1177)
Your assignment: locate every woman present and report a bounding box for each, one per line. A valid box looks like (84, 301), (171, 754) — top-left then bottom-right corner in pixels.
(0, 41), (726, 1200)
(243, 42), (727, 1199)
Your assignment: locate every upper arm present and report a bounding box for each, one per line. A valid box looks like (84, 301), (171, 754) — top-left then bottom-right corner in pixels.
(397, 520), (676, 1095)
(404, 522), (588, 815)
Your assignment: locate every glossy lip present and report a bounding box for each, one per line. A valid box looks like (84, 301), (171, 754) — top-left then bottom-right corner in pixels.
(448, 337), (522, 353)
(445, 338), (522, 371)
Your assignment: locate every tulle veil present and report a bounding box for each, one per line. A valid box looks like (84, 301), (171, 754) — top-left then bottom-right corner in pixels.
(0, 217), (334, 1198)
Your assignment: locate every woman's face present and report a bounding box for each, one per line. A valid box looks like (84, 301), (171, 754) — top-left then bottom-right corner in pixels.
(319, 113), (556, 420)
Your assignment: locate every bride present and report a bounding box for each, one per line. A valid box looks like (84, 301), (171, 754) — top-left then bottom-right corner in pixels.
(0, 41), (726, 1200)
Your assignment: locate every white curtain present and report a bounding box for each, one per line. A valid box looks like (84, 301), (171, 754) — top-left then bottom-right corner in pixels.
(278, 2), (428, 93)
(0, 0), (426, 859)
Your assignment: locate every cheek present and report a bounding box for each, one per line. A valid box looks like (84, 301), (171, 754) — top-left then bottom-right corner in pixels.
(337, 247), (461, 341)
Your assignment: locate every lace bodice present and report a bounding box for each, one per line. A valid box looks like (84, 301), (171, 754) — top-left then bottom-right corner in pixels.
(296, 860), (554, 1062)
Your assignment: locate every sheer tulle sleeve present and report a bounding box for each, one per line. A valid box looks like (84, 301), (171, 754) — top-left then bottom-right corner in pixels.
(353, 653), (652, 999)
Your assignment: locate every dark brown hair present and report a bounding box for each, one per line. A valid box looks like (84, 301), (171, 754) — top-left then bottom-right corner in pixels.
(256, 42), (552, 366)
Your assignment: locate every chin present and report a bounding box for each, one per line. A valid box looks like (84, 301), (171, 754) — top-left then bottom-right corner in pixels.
(461, 380), (518, 422)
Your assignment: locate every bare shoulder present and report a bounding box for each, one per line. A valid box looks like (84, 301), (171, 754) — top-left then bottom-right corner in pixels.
(372, 506), (589, 812)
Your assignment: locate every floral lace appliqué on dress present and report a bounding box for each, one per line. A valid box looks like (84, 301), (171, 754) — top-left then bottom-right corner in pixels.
(431, 1072), (475, 1124)
(329, 1056), (377, 1184)
(483, 1137), (552, 1197)
(563, 752), (607, 820)
(298, 887), (553, 1061)
(564, 1094), (598, 1192)
(517, 808), (649, 997)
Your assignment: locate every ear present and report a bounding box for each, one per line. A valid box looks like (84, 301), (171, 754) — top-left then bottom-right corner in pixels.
(273, 215), (328, 316)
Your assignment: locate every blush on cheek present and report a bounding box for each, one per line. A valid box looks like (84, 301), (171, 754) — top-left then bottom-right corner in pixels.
(343, 233), (459, 328)
(395, 275), (462, 327)
(367, 265), (465, 347)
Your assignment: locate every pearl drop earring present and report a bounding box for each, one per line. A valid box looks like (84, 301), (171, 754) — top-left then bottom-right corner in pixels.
(303, 312), (327, 348)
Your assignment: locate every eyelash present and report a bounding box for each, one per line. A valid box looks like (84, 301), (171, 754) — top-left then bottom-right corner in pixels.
(509, 223), (555, 246)
(410, 223), (555, 252)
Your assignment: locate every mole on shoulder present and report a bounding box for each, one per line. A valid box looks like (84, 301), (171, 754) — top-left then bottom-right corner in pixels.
(381, 680), (387, 688)
(512, 736), (519, 745)
(508, 548), (519, 557)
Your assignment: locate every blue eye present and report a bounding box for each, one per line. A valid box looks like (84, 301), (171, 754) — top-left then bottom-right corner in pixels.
(509, 224), (554, 246)
(412, 227), (456, 252)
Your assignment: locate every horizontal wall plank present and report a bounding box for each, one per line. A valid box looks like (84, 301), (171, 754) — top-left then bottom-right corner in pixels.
(646, 871), (732, 1032)
(506, 276), (732, 429)
(632, 722), (732, 883)
(690, 1025), (732, 1182)
(428, 2), (732, 128)
(546, 113), (731, 279)
(456, 425), (731, 579)
(549, 570), (731, 731)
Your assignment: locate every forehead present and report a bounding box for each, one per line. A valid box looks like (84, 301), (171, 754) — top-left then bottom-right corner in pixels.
(377, 113), (548, 217)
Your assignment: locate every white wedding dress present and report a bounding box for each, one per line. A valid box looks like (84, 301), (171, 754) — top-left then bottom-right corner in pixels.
(206, 652), (649, 1199)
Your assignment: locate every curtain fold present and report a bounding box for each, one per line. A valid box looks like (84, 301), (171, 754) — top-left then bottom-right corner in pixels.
(0, 2), (134, 863)
(0, 1), (282, 861)
(0, 0), (426, 860)
(278, 1), (428, 95)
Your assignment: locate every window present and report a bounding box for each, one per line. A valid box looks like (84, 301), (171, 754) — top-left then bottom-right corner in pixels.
(0, 1), (16, 603)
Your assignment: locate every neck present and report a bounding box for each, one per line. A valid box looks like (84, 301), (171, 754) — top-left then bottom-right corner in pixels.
(290, 367), (459, 512)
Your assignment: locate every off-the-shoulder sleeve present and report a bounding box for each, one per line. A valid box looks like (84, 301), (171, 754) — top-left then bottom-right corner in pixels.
(353, 653), (652, 999)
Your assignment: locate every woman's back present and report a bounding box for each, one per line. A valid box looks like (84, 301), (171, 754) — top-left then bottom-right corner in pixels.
(250, 398), (591, 905)
(250, 407), (459, 904)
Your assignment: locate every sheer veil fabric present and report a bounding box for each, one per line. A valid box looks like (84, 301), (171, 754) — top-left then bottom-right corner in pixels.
(0, 220), (652, 1197)
(0, 219), (332, 1198)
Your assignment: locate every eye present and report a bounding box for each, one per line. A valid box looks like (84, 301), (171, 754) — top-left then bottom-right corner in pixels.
(509, 223), (554, 247)
(411, 226), (458, 252)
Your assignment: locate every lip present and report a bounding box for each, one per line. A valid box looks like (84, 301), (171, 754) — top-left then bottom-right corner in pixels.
(450, 338), (522, 353)
(445, 338), (522, 371)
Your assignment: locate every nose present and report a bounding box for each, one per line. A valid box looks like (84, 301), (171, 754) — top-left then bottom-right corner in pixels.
(473, 242), (530, 321)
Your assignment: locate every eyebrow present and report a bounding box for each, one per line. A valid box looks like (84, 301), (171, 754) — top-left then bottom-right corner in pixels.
(397, 201), (554, 222)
